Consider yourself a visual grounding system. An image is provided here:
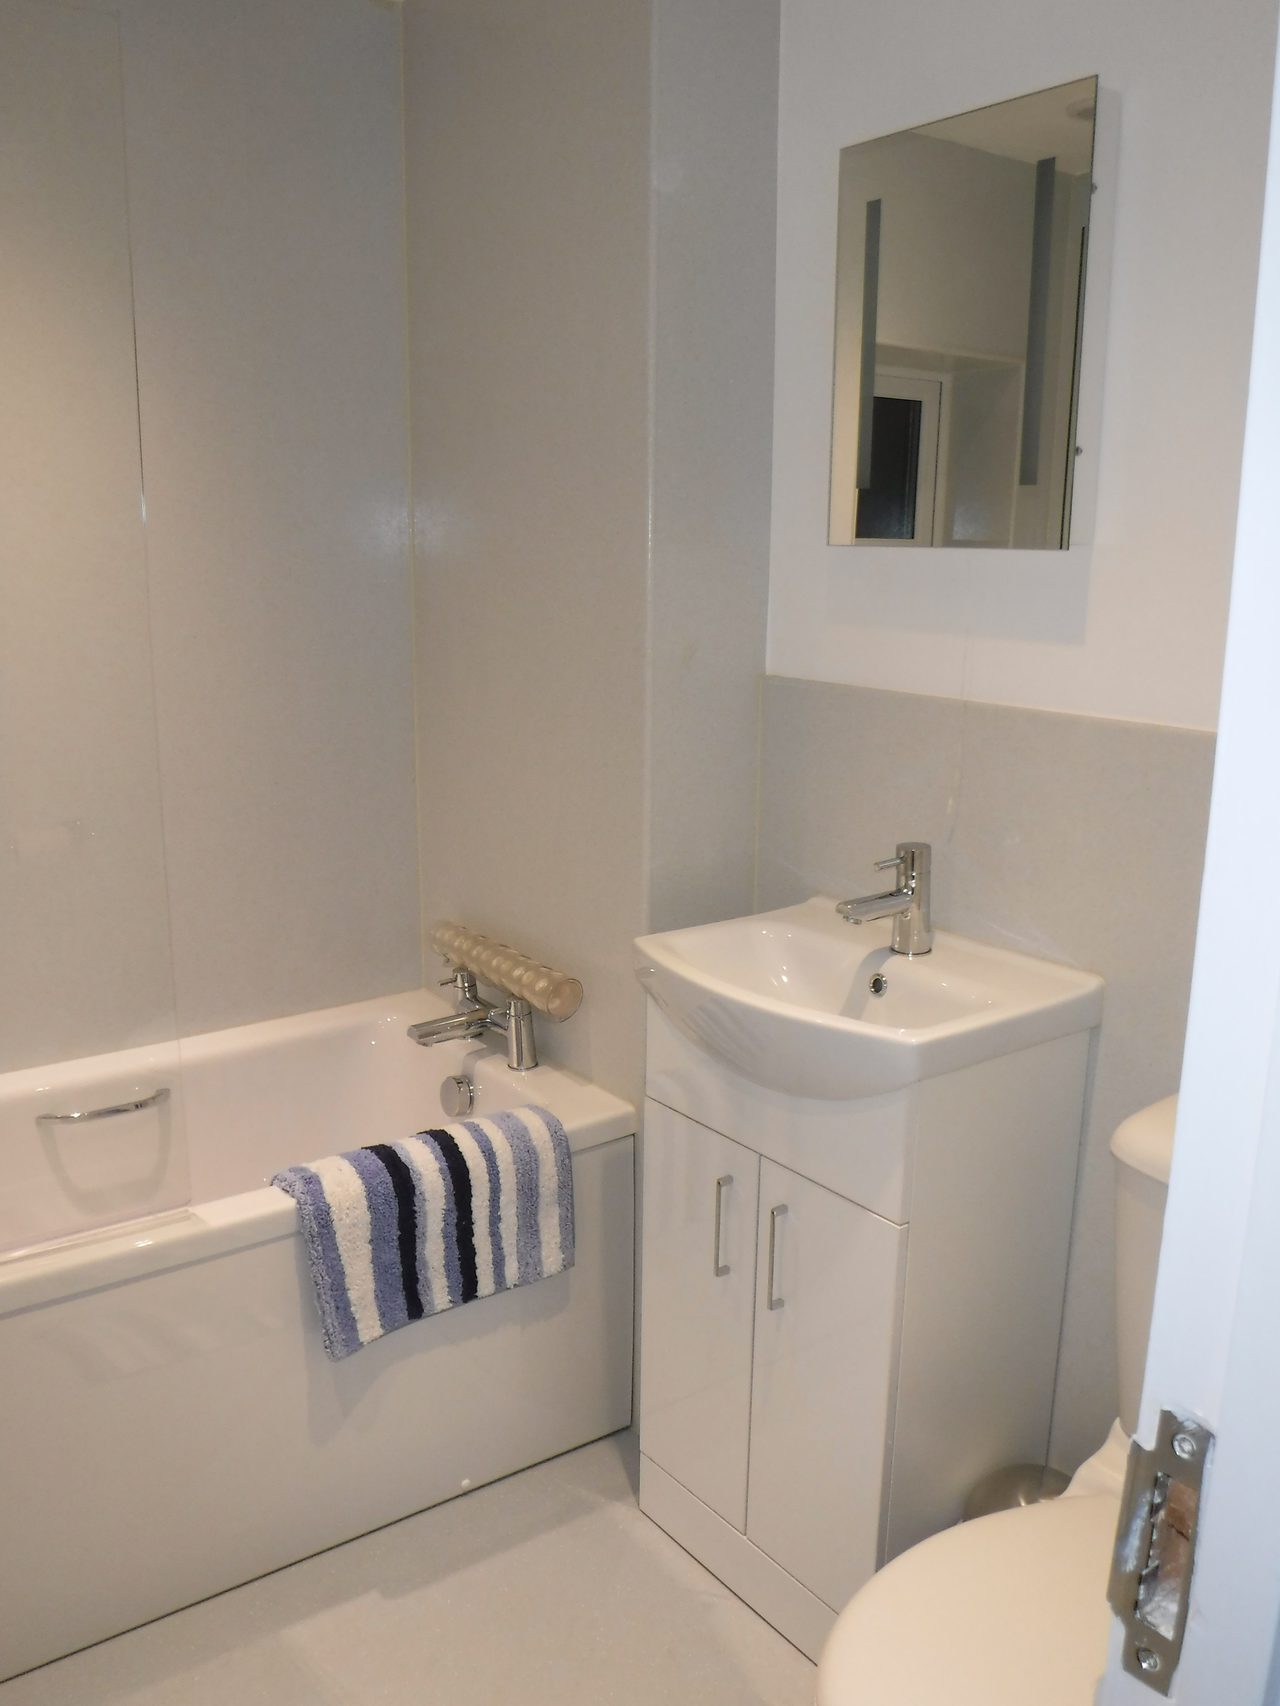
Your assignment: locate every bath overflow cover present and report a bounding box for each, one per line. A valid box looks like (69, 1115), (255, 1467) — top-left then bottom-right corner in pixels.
(869, 973), (888, 996)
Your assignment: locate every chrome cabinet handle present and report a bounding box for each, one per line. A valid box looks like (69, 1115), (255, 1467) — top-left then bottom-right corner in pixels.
(767, 1204), (788, 1310)
(37, 1087), (170, 1126)
(713, 1174), (733, 1277)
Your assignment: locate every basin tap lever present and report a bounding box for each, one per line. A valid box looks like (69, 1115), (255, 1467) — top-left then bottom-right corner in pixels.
(836, 841), (933, 955)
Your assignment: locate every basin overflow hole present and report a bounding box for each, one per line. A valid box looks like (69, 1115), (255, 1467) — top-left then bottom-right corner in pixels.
(869, 973), (889, 996)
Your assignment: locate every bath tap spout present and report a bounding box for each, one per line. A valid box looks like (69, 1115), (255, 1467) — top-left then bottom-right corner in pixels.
(407, 1008), (490, 1047)
(408, 965), (539, 1070)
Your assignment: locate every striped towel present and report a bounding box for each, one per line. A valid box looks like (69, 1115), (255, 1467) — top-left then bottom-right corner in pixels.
(271, 1106), (574, 1361)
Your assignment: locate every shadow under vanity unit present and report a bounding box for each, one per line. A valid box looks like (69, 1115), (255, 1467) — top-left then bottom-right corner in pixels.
(633, 897), (1103, 1659)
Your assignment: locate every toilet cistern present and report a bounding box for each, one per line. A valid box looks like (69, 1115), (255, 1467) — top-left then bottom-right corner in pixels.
(837, 842), (933, 955)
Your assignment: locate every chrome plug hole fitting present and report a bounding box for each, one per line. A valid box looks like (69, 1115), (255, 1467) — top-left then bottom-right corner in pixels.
(441, 1075), (475, 1118)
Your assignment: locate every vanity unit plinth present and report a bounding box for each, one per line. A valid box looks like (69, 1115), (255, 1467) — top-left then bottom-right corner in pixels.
(638, 1002), (1094, 1661)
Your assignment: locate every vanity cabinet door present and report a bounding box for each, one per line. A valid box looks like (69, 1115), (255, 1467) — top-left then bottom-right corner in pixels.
(746, 1159), (905, 1610)
(639, 1100), (759, 1529)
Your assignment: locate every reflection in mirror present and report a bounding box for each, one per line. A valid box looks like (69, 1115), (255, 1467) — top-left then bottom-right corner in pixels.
(829, 77), (1097, 549)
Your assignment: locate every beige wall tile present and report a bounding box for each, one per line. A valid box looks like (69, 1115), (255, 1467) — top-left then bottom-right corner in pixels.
(757, 675), (1214, 1467)
(951, 701), (1214, 1466)
(757, 677), (965, 909)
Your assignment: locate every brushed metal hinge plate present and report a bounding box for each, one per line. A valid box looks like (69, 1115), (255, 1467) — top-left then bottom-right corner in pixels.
(1108, 1409), (1213, 1694)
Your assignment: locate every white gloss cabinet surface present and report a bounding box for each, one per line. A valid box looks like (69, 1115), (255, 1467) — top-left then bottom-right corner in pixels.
(0, 992), (635, 1684)
(747, 1160), (904, 1611)
(638, 1002), (1093, 1658)
(639, 1104), (758, 1527)
(884, 1037), (1090, 1559)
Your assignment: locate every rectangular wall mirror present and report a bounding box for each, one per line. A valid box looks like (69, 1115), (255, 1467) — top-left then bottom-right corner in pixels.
(829, 76), (1098, 549)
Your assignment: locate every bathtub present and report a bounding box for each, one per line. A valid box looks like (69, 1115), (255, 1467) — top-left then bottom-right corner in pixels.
(0, 991), (635, 1682)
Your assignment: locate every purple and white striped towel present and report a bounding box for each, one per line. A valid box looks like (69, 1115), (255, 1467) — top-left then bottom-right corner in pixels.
(271, 1106), (574, 1360)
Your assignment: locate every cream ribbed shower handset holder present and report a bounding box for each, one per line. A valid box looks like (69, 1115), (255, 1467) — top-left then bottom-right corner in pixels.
(428, 922), (583, 1021)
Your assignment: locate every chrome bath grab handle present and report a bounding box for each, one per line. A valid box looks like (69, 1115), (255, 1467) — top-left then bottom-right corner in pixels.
(713, 1174), (733, 1277)
(767, 1204), (788, 1310)
(37, 1087), (170, 1126)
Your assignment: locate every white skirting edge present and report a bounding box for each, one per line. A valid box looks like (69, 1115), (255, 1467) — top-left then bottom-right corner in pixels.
(639, 1453), (832, 1664)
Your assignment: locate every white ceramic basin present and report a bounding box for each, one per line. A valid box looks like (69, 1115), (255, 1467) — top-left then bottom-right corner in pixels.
(634, 897), (1104, 1101)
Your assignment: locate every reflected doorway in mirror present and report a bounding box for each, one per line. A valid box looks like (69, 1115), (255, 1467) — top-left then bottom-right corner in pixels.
(853, 371), (942, 545)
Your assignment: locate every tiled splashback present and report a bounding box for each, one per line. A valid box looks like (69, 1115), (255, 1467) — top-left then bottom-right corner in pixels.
(756, 675), (1216, 1469)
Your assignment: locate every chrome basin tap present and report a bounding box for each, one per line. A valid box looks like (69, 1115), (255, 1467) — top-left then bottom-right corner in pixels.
(836, 842), (933, 955)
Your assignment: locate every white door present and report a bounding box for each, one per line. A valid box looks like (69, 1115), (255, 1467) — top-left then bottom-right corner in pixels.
(1098, 25), (1280, 1703)
(746, 1159), (904, 1611)
(639, 1100), (759, 1528)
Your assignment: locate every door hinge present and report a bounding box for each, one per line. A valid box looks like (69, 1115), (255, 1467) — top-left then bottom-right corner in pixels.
(1108, 1409), (1213, 1694)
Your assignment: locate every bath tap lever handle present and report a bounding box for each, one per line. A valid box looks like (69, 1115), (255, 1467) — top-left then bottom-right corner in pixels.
(37, 1087), (171, 1125)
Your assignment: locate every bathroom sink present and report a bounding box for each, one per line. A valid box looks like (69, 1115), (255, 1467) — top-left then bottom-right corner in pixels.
(634, 897), (1103, 1101)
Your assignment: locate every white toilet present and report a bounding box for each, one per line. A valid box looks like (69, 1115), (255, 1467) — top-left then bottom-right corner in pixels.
(816, 1094), (1177, 1706)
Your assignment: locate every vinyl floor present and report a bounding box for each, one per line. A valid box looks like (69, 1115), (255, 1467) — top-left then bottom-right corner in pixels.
(0, 1432), (816, 1705)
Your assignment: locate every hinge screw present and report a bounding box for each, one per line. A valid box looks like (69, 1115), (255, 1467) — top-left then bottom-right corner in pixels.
(1172, 1432), (1198, 1461)
(1137, 1648), (1162, 1673)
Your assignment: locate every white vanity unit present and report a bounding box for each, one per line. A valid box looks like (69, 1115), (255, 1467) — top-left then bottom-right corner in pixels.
(634, 898), (1103, 1659)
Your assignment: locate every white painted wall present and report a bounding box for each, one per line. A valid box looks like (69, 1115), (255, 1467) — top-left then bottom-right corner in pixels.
(769, 0), (1279, 729)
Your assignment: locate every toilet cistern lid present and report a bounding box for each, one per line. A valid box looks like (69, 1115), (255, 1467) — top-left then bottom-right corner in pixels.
(1110, 1094), (1177, 1184)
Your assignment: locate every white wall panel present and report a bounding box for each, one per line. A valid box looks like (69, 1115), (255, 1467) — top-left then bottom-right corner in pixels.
(123, 0), (420, 1037)
(0, 1), (177, 1070)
